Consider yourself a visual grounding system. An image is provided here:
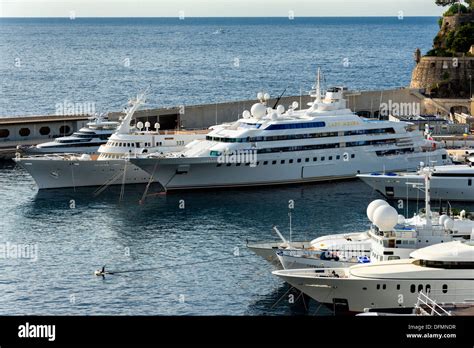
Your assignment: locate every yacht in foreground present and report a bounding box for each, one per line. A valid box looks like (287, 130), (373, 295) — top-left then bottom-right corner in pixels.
(358, 164), (474, 201)
(273, 239), (474, 314)
(14, 93), (207, 189)
(18, 114), (119, 155)
(131, 71), (450, 191)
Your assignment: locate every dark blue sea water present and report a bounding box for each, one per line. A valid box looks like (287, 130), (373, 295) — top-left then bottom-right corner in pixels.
(2, 17), (467, 316)
(0, 17), (439, 116)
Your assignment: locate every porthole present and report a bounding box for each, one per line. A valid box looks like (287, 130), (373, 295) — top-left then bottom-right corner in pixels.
(59, 125), (71, 134)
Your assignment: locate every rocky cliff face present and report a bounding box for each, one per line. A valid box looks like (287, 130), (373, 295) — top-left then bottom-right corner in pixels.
(410, 11), (474, 98)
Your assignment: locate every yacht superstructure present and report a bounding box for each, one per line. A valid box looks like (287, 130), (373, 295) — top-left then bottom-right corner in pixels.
(19, 114), (119, 155)
(131, 71), (450, 191)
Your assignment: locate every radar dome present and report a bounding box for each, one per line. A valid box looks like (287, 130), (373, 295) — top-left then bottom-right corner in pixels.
(373, 205), (398, 231)
(243, 110), (251, 119)
(292, 101), (299, 109)
(271, 112), (278, 121)
(145, 121), (151, 128)
(439, 215), (449, 226)
(264, 93), (271, 101)
(367, 199), (389, 222)
(276, 105), (285, 114)
(136, 121), (144, 130)
(257, 92), (264, 100)
(444, 218), (454, 230)
(154, 122), (160, 130)
(251, 103), (267, 119)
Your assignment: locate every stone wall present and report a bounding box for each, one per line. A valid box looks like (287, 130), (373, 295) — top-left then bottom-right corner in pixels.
(410, 56), (474, 98)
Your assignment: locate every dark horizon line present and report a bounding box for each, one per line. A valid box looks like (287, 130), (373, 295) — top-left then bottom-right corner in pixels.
(0, 15), (441, 19)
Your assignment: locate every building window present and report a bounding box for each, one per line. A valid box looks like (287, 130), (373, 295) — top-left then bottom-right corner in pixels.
(382, 284), (386, 290)
(376, 284), (380, 290)
(469, 179), (472, 186)
(425, 284), (431, 293)
(226, 163), (231, 167)
(351, 154), (355, 158)
(329, 156), (333, 160)
(236, 163), (241, 166)
(281, 160), (285, 164)
(272, 160), (277, 165)
(442, 284), (448, 293)
(396, 284), (400, 290)
(336, 155), (340, 160)
(39, 126), (50, 135)
(0, 129), (10, 138)
(313, 157), (317, 162)
(297, 159), (301, 163)
(216, 164), (222, 167)
(19, 128), (31, 137)
(264, 161), (268, 165)
(418, 284), (423, 292)
(289, 159), (294, 164)
(321, 157), (325, 161)
(410, 284), (416, 293)
(305, 158), (309, 162)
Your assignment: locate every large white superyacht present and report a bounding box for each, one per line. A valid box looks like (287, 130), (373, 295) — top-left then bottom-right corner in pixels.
(131, 72), (451, 191)
(14, 93), (207, 189)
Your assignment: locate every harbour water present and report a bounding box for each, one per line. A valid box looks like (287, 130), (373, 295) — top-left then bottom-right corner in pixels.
(2, 16), (470, 316)
(2, 161), (474, 315)
(0, 17), (439, 116)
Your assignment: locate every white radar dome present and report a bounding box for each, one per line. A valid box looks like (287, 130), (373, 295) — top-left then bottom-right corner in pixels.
(154, 122), (160, 130)
(243, 110), (251, 119)
(271, 112), (278, 121)
(264, 93), (271, 101)
(251, 103), (267, 119)
(136, 121), (144, 130)
(444, 218), (454, 230)
(373, 205), (398, 231)
(292, 101), (299, 109)
(145, 121), (151, 128)
(276, 105), (285, 114)
(257, 92), (264, 100)
(367, 199), (389, 222)
(439, 215), (449, 226)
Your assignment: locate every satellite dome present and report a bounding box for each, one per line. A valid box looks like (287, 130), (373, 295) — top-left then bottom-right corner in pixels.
(444, 218), (454, 230)
(154, 122), (160, 130)
(145, 121), (151, 128)
(251, 103), (267, 119)
(243, 110), (251, 119)
(367, 199), (389, 222)
(439, 215), (449, 226)
(136, 121), (144, 130)
(263, 93), (271, 101)
(292, 101), (299, 109)
(373, 205), (398, 231)
(276, 105), (285, 114)
(271, 112), (278, 121)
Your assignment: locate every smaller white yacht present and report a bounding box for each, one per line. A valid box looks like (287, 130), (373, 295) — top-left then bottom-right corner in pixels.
(14, 93), (207, 189)
(19, 114), (119, 155)
(358, 164), (474, 201)
(273, 239), (474, 314)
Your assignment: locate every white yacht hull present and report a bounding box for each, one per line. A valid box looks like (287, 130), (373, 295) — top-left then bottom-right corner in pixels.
(14, 158), (154, 189)
(132, 149), (449, 190)
(274, 271), (474, 313)
(358, 172), (474, 201)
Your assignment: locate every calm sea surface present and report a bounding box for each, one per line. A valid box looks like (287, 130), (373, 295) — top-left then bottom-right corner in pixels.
(2, 17), (467, 316)
(1, 17), (439, 116)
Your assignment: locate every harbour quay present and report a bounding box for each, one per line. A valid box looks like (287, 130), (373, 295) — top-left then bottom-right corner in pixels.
(1, 87), (473, 159)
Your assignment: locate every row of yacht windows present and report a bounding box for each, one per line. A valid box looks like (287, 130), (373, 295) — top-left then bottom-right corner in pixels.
(207, 128), (395, 143)
(368, 284), (448, 294)
(255, 139), (398, 154)
(216, 154), (356, 167)
(107, 142), (162, 148)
